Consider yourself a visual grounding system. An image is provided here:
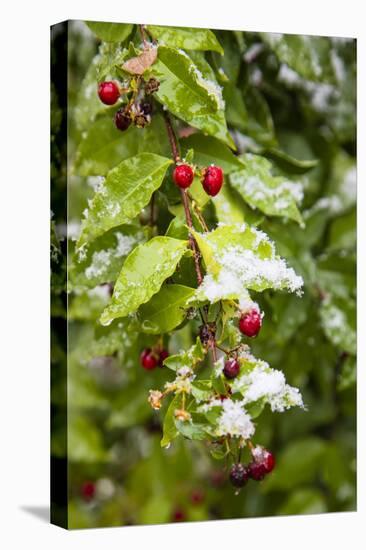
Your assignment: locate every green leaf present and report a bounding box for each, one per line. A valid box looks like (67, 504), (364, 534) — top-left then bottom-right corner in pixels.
(191, 380), (213, 401)
(279, 489), (327, 515)
(164, 338), (206, 371)
(175, 419), (208, 440)
(147, 25), (223, 54)
(74, 53), (109, 131)
(161, 394), (182, 447)
(261, 147), (318, 175)
(68, 415), (107, 462)
(319, 295), (356, 355)
(69, 287), (110, 321)
(328, 209), (356, 251)
(150, 46), (234, 148)
(86, 21), (133, 43)
(77, 153), (172, 247)
(137, 284), (195, 334)
(262, 33), (335, 83)
(181, 134), (244, 174)
(230, 154), (304, 225)
(70, 225), (146, 290)
(264, 437), (326, 491)
(338, 354), (356, 391)
(95, 42), (129, 81)
(100, 237), (188, 325)
(74, 116), (140, 177)
(212, 184), (246, 225)
(192, 223), (303, 302)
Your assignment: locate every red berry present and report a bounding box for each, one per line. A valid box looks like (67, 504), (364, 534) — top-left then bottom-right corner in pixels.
(249, 447), (275, 480)
(248, 461), (267, 481)
(98, 81), (120, 105)
(140, 348), (158, 370)
(239, 308), (262, 337)
(173, 164), (194, 189)
(158, 348), (169, 367)
(190, 489), (205, 505)
(257, 448), (275, 473)
(114, 108), (131, 131)
(223, 358), (240, 379)
(202, 165), (223, 196)
(229, 463), (249, 488)
(172, 508), (186, 522)
(81, 481), (95, 501)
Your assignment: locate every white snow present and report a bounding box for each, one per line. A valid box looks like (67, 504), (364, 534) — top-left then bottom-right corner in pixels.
(216, 399), (255, 439)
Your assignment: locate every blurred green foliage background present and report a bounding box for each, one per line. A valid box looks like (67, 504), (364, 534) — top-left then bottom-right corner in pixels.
(51, 21), (356, 528)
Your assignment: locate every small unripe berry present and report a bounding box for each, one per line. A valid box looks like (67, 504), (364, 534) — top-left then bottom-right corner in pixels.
(98, 81), (120, 105)
(158, 348), (169, 367)
(114, 108), (131, 131)
(173, 164), (194, 189)
(140, 348), (158, 370)
(202, 165), (223, 196)
(81, 481), (96, 501)
(239, 308), (262, 337)
(229, 463), (249, 488)
(223, 358), (240, 379)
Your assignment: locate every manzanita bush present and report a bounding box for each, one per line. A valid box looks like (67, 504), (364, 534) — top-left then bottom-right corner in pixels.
(51, 20), (356, 526)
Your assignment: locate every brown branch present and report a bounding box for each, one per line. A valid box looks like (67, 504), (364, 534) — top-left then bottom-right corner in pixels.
(139, 24), (148, 47)
(163, 112), (203, 286)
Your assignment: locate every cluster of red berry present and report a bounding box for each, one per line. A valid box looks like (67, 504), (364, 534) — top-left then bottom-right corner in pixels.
(173, 163), (223, 197)
(222, 308), (262, 380)
(98, 79), (158, 131)
(230, 447), (275, 488)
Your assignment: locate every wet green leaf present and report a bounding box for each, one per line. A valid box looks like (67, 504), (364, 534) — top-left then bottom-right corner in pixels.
(77, 153), (172, 247)
(100, 237), (188, 325)
(147, 25), (223, 54)
(161, 394), (182, 447)
(137, 284), (195, 334)
(230, 154), (303, 225)
(181, 134), (244, 174)
(70, 225), (146, 290)
(86, 21), (133, 43)
(150, 46), (234, 148)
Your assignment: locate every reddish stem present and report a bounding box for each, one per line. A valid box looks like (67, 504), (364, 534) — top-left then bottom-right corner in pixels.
(164, 112), (203, 286)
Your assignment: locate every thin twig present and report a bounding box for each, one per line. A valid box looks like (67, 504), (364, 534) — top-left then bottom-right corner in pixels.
(139, 24), (148, 47)
(164, 112), (203, 286)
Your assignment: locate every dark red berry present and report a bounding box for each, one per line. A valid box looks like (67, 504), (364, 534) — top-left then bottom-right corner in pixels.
(114, 108), (131, 131)
(223, 358), (240, 379)
(81, 481), (95, 501)
(249, 447), (275, 480)
(254, 447), (275, 473)
(239, 308), (262, 337)
(98, 81), (120, 105)
(248, 461), (267, 481)
(190, 489), (205, 505)
(173, 164), (194, 189)
(158, 349), (169, 367)
(202, 165), (223, 196)
(172, 508), (186, 522)
(229, 463), (249, 488)
(140, 348), (158, 370)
